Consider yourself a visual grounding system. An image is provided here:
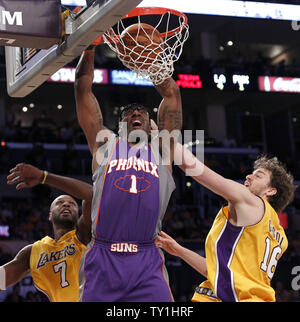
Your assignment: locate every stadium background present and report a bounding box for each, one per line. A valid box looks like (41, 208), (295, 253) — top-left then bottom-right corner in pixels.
(0, 0), (300, 302)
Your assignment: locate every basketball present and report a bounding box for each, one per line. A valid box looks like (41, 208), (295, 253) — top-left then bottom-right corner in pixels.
(117, 23), (164, 69)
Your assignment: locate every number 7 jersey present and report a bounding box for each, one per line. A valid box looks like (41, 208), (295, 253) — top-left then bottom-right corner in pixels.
(30, 230), (86, 302)
(192, 199), (288, 302)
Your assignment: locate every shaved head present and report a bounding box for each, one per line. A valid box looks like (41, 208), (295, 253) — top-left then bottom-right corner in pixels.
(50, 195), (77, 211)
(49, 195), (79, 230)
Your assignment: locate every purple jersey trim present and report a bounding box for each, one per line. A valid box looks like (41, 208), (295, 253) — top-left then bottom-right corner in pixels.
(34, 284), (51, 302)
(215, 220), (244, 302)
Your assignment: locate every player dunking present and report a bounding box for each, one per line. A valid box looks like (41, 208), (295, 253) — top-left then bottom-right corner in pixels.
(3, 163), (92, 302)
(74, 44), (182, 301)
(155, 144), (296, 302)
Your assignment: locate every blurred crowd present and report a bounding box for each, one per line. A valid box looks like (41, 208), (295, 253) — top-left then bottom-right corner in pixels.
(1, 115), (86, 145)
(0, 197), (53, 242)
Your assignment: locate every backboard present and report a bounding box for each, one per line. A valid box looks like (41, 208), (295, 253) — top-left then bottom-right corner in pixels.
(5, 0), (143, 97)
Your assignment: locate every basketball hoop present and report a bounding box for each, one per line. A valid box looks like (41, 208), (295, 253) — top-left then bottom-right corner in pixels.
(102, 7), (189, 85)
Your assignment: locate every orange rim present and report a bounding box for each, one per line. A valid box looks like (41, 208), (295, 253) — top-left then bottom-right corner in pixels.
(121, 7), (188, 39)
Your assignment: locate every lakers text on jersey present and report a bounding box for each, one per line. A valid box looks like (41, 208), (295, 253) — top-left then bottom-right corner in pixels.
(30, 230), (85, 302)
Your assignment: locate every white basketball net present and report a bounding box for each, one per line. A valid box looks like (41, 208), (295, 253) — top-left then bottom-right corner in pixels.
(102, 10), (189, 85)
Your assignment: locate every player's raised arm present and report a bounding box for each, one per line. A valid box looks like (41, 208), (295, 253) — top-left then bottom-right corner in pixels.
(155, 77), (182, 171)
(74, 48), (113, 171)
(7, 163), (93, 200)
(176, 144), (253, 200)
(155, 77), (182, 133)
(175, 144), (264, 225)
(7, 163), (93, 242)
(150, 119), (254, 212)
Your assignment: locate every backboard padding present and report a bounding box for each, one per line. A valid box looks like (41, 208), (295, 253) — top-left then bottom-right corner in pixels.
(5, 0), (143, 97)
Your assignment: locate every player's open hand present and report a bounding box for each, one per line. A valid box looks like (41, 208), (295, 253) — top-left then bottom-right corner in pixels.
(7, 163), (44, 190)
(155, 231), (182, 256)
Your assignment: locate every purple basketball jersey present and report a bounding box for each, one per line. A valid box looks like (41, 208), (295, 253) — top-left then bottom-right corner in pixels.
(79, 136), (175, 302)
(95, 138), (161, 241)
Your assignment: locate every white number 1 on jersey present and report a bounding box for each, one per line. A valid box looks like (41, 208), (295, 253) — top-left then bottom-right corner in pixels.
(129, 175), (138, 194)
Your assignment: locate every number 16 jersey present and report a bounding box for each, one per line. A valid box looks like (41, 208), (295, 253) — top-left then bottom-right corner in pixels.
(192, 199), (288, 302)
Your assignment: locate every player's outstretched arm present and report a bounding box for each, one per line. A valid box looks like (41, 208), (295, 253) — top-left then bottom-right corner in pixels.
(155, 77), (182, 133)
(155, 231), (207, 278)
(175, 144), (264, 225)
(74, 49), (113, 172)
(7, 163), (93, 244)
(0, 245), (32, 291)
(150, 119), (252, 208)
(151, 117), (263, 225)
(176, 144), (256, 203)
(7, 163), (93, 202)
(155, 77), (182, 171)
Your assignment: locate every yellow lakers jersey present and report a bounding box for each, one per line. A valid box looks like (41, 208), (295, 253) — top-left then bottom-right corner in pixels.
(192, 199), (288, 302)
(30, 230), (86, 302)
